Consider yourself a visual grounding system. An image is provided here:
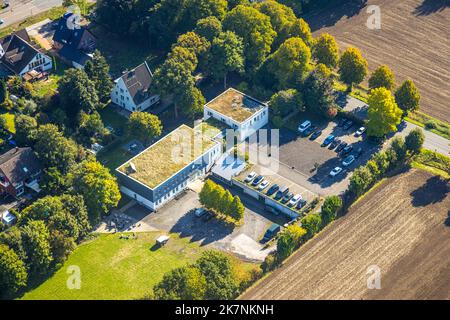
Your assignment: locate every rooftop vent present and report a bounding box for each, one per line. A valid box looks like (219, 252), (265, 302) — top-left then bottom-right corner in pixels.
(128, 162), (137, 174)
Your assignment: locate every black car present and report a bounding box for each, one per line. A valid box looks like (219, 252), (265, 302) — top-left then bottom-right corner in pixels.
(341, 145), (353, 156)
(354, 147), (363, 158)
(266, 184), (280, 196)
(302, 125), (316, 137)
(281, 192), (294, 204)
(337, 118), (347, 127)
(343, 120), (354, 130)
(309, 130), (322, 140)
(251, 175), (264, 186)
(274, 186), (289, 200)
(329, 138), (341, 150)
(296, 199), (307, 210)
(336, 141), (348, 152)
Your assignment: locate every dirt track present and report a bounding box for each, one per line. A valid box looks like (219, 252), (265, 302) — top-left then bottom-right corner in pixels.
(241, 169), (450, 299)
(305, 0), (450, 122)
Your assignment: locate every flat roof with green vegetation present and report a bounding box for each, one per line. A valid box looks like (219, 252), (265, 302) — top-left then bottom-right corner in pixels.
(205, 88), (267, 123)
(117, 124), (220, 189)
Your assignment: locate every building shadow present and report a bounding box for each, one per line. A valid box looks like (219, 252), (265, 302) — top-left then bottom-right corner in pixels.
(413, 0), (450, 16)
(410, 175), (449, 207)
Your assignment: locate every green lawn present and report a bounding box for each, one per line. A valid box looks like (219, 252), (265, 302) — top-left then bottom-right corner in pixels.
(21, 232), (203, 300)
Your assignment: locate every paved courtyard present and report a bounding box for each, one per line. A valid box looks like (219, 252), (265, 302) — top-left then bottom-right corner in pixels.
(114, 188), (289, 262)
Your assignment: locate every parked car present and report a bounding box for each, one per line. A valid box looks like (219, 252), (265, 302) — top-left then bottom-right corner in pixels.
(263, 223), (281, 242)
(341, 145), (353, 156)
(336, 141), (348, 152)
(355, 126), (366, 136)
(355, 147), (364, 159)
(322, 134), (335, 147)
(244, 171), (257, 183)
(281, 192), (294, 204)
(337, 118), (347, 127)
(329, 138), (341, 150)
(329, 167), (343, 177)
(194, 208), (207, 218)
(275, 186), (289, 200)
(309, 130), (322, 140)
(266, 184), (280, 196)
(0, 19), (4, 26)
(342, 155), (356, 167)
(343, 120), (353, 130)
(288, 194), (302, 207)
(302, 125), (316, 137)
(251, 175), (264, 186)
(258, 179), (269, 190)
(202, 211), (215, 221)
(296, 199), (307, 210)
(298, 120), (312, 134)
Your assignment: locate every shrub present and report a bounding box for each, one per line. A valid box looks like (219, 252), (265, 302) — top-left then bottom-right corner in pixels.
(276, 225), (306, 261)
(321, 196), (342, 225)
(261, 252), (278, 273)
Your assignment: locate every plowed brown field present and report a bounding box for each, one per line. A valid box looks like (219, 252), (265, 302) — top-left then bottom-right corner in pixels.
(241, 169), (450, 299)
(306, 0), (450, 122)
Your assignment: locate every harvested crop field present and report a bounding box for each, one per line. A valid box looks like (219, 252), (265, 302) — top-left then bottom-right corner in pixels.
(241, 169), (450, 299)
(305, 0), (450, 122)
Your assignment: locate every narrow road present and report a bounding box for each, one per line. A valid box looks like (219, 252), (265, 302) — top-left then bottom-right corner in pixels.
(342, 95), (449, 156)
(0, 0), (63, 29)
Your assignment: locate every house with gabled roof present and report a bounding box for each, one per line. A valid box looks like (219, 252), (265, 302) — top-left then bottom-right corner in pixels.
(111, 62), (160, 113)
(0, 147), (43, 197)
(0, 29), (53, 78)
(52, 12), (96, 69)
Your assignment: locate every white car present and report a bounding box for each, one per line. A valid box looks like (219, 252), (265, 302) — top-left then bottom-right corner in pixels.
(355, 127), (366, 136)
(257, 179), (269, 190)
(329, 167), (343, 177)
(244, 171), (257, 183)
(298, 120), (311, 133)
(342, 155), (355, 167)
(288, 194), (302, 207)
(194, 208), (207, 217)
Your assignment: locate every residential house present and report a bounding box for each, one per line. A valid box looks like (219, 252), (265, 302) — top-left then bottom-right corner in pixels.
(0, 147), (42, 197)
(0, 210), (16, 228)
(203, 88), (269, 142)
(111, 62), (160, 113)
(0, 29), (53, 78)
(52, 12), (96, 69)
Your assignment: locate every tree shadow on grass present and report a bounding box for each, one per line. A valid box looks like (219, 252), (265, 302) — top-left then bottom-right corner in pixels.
(413, 0), (450, 16)
(445, 210), (450, 227)
(410, 175), (449, 207)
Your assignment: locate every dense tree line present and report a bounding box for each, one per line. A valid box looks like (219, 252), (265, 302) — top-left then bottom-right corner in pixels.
(153, 250), (239, 300)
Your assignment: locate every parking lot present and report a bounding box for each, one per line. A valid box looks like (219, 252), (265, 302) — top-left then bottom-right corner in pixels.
(253, 116), (381, 196)
(121, 187), (289, 262)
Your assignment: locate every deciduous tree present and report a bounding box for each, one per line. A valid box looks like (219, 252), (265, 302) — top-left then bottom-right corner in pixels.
(205, 31), (244, 89)
(0, 244), (27, 295)
(338, 47), (368, 90)
(267, 37), (311, 88)
(301, 213), (322, 239)
(223, 5), (276, 71)
(394, 79), (420, 114)
(195, 16), (222, 41)
(127, 111), (163, 144)
(303, 64), (337, 118)
(366, 87), (402, 137)
(21, 221), (53, 275)
(405, 127), (424, 154)
(313, 33), (339, 68)
(153, 266), (207, 300)
(73, 160), (121, 223)
(277, 225), (306, 261)
(321, 195), (342, 225)
(368, 65), (395, 90)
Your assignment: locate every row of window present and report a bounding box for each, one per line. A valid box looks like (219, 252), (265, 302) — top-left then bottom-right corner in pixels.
(28, 57), (46, 70)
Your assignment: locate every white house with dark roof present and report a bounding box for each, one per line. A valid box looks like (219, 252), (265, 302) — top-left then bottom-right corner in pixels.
(111, 62), (160, 112)
(203, 88), (268, 142)
(0, 29), (52, 78)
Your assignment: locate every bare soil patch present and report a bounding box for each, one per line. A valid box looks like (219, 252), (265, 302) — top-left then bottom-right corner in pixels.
(241, 169), (450, 299)
(306, 0), (450, 122)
